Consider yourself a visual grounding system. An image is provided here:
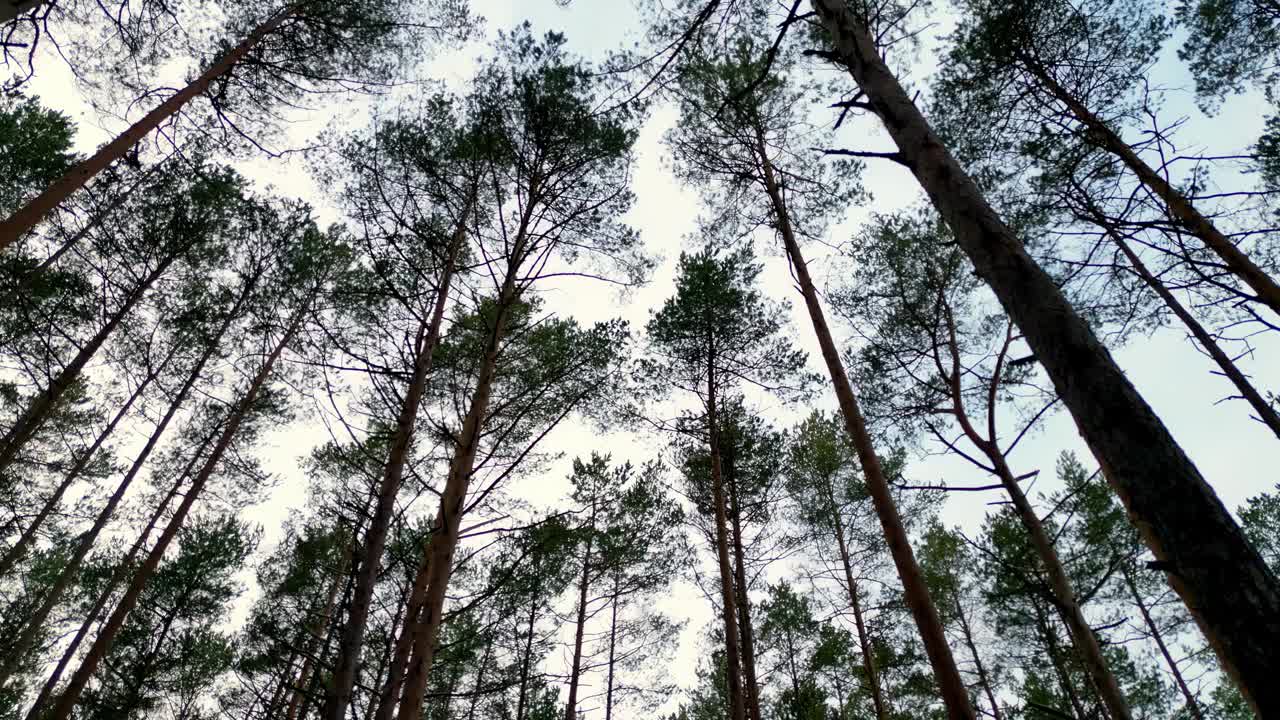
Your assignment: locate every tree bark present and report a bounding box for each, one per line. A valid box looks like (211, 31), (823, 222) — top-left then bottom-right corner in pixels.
(0, 252), (177, 475)
(288, 542), (354, 720)
(707, 351), (748, 720)
(45, 290), (311, 720)
(564, 517), (594, 720)
(370, 512), (439, 720)
(323, 203), (469, 720)
(726, 464), (763, 720)
(0, 339), (176, 579)
(809, 3), (1280, 713)
(1021, 57), (1280, 318)
(829, 488), (889, 720)
(0, 5), (297, 251)
(1121, 566), (1205, 720)
(752, 123), (976, 720)
(0, 272), (248, 685)
(393, 266), (522, 720)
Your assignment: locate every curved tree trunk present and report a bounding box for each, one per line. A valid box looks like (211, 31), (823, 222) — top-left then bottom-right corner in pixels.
(323, 203), (469, 720)
(0, 5), (296, 252)
(752, 124), (976, 720)
(809, 3), (1280, 713)
(45, 291), (311, 720)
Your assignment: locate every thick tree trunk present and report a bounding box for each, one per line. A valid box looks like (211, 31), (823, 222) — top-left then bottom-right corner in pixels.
(288, 543), (354, 720)
(810, 3), (1280, 712)
(564, 526), (594, 720)
(393, 271), (521, 720)
(0, 252), (176, 475)
(0, 275), (246, 684)
(46, 293), (310, 720)
(726, 469), (763, 720)
(0, 5), (296, 251)
(0, 339), (175, 578)
(1121, 566), (1205, 720)
(23, 429), (206, 720)
(1023, 59), (1280, 318)
(1107, 229), (1280, 439)
(707, 356), (748, 720)
(324, 205), (469, 720)
(955, 599), (1003, 720)
(830, 496), (889, 720)
(753, 125), (975, 720)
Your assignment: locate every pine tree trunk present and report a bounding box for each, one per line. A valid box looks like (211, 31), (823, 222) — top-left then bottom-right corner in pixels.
(1020, 57), (1280, 318)
(0, 252), (176, 475)
(955, 599), (1003, 720)
(464, 612), (494, 720)
(940, 314), (1133, 720)
(45, 292), (310, 720)
(0, 5), (297, 251)
(393, 271), (521, 720)
(564, 513), (595, 720)
(23, 428), (207, 720)
(0, 274), (246, 684)
(1121, 566), (1206, 720)
(1107, 229), (1280, 439)
(0, 339), (176, 578)
(288, 543), (354, 720)
(324, 203), (469, 720)
(707, 351), (748, 720)
(1033, 597), (1089, 720)
(516, 588), (539, 720)
(752, 124), (976, 720)
(727, 468), (763, 720)
(809, 3), (1280, 712)
(371, 513), (439, 720)
(830, 494), (889, 720)
(604, 577), (620, 720)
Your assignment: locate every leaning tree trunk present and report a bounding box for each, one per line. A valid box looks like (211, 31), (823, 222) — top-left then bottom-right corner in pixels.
(1020, 57), (1280, 318)
(726, 467), (763, 720)
(564, 514), (595, 720)
(0, 251), (177, 475)
(287, 542), (353, 720)
(1121, 566), (1206, 720)
(828, 486), (890, 720)
(370, 511), (440, 720)
(23, 427), (211, 720)
(0, 275), (247, 686)
(392, 271), (521, 720)
(752, 125), (976, 720)
(45, 292), (310, 720)
(955, 599), (1003, 720)
(809, 2), (1280, 713)
(0, 4), (297, 252)
(323, 205), (469, 720)
(0, 339), (177, 579)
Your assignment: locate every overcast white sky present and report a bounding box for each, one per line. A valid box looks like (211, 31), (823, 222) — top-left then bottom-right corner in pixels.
(11, 0), (1279, 715)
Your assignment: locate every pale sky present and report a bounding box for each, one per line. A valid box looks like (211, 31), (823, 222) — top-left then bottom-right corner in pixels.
(8, 0), (1278, 716)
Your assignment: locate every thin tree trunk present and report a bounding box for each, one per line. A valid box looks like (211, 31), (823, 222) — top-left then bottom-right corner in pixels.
(23, 427), (207, 720)
(46, 291), (311, 720)
(1107, 227), (1280, 439)
(955, 599), (1003, 720)
(288, 543), (355, 720)
(393, 270), (522, 720)
(0, 5), (297, 251)
(707, 351), (748, 720)
(0, 273), (247, 684)
(830, 493), (889, 720)
(299, 549), (361, 720)
(604, 577), (620, 720)
(809, 3), (1280, 712)
(940, 314), (1133, 720)
(324, 203), (469, 720)
(752, 124), (975, 720)
(1121, 566), (1206, 720)
(464, 613), (494, 720)
(726, 468), (763, 720)
(564, 513), (595, 720)
(1022, 57), (1280, 317)
(516, 589), (539, 720)
(1034, 597), (1088, 720)
(0, 339), (176, 578)
(0, 252), (176, 475)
